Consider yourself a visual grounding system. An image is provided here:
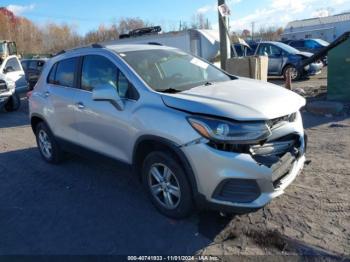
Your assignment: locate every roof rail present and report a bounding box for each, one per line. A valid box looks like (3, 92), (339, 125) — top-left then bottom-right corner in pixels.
(54, 50), (66, 56)
(148, 42), (162, 46)
(91, 43), (104, 48)
(53, 43), (104, 57)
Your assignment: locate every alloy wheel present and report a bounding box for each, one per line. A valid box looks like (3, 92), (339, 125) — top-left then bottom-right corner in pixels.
(38, 129), (52, 159)
(148, 163), (181, 210)
(289, 67), (298, 80)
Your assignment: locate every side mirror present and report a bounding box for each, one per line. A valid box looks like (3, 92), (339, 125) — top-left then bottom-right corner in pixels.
(0, 79), (7, 90)
(3, 66), (15, 74)
(92, 83), (124, 111)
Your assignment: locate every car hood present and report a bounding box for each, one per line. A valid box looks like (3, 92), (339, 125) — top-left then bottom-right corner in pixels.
(297, 51), (313, 58)
(161, 78), (306, 121)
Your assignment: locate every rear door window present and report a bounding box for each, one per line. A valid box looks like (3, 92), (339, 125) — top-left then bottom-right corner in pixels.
(54, 57), (78, 88)
(258, 44), (281, 56)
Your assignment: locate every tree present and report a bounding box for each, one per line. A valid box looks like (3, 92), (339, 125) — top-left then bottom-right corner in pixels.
(254, 26), (284, 41)
(241, 29), (251, 39)
(191, 13), (211, 29)
(117, 17), (149, 34)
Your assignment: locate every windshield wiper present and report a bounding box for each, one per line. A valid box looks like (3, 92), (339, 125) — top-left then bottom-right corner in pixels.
(157, 88), (182, 93)
(204, 81), (213, 86)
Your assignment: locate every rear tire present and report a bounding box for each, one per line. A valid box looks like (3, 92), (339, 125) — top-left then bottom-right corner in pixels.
(35, 122), (63, 164)
(283, 65), (300, 81)
(4, 93), (21, 112)
(142, 151), (193, 219)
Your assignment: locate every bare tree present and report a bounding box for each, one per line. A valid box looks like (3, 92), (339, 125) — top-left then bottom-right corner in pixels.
(117, 17), (150, 34)
(191, 13), (211, 29)
(254, 26), (284, 41)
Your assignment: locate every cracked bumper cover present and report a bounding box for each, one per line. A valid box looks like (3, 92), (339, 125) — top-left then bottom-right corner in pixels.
(180, 121), (306, 213)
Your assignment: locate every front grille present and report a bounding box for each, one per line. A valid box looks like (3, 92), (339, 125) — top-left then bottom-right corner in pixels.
(250, 134), (301, 158)
(213, 179), (261, 203)
(208, 142), (250, 154)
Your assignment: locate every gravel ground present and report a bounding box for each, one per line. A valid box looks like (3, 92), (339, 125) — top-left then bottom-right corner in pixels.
(0, 101), (211, 255)
(198, 66), (350, 259)
(199, 112), (350, 258)
(269, 67), (328, 98)
(0, 71), (349, 258)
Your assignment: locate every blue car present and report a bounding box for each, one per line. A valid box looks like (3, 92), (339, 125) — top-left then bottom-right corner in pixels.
(284, 39), (329, 65)
(233, 41), (323, 80)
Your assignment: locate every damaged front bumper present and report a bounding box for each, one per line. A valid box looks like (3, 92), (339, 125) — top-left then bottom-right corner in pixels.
(181, 112), (306, 213)
(305, 61), (323, 76)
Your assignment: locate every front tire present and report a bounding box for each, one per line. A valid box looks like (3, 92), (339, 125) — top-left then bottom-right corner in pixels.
(35, 122), (63, 164)
(283, 65), (300, 81)
(4, 93), (21, 112)
(142, 151), (193, 219)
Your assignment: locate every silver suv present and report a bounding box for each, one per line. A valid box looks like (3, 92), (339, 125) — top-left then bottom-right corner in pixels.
(29, 44), (307, 218)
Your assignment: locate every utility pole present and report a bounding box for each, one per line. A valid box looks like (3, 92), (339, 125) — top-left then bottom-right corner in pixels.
(218, 0), (231, 70)
(251, 21), (255, 41)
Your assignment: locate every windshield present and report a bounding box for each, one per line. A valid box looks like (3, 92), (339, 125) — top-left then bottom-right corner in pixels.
(273, 42), (300, 54)
(119, 49), (232, 92)
(314, 39), (330, 47)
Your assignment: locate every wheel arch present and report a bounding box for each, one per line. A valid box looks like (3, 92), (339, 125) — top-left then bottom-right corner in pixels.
(132, 135), (199, 197)
(282, 63), (295, 74)
(30, 113), (49, 133)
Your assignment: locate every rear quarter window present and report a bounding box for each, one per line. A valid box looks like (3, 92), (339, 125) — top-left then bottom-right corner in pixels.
(47, 63), (57, 84)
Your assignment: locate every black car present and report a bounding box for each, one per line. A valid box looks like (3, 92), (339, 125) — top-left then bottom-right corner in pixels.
(283, 39), (329, 65)
(21, 58), (47, 90)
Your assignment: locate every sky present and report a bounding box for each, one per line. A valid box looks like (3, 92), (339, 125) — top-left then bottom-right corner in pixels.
(2, 0), (350, 35)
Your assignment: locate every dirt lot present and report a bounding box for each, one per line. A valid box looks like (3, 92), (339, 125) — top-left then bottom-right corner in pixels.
(198, 68), (350, 258)
(0, 71), (349, 258)
(269, 67), (328, 97)
(199, 112), (350, 257)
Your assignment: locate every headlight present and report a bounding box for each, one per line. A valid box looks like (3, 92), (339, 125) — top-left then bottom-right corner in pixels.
(187, 116), (271, 144)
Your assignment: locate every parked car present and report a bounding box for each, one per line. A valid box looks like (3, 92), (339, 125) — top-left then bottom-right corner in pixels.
(283, 39), (329, 65)
(234, 41), (323, 80)
(0, 55), (27, 111)
(21, 58), (47, 90)
(29, 44), (307, 218)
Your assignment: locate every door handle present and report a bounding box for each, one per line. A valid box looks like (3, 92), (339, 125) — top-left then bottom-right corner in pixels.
(76, 102), (85, 110)
(44, 91), (50, 98)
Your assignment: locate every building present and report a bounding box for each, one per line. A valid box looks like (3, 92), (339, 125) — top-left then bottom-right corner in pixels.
(282, 12), (350, 42)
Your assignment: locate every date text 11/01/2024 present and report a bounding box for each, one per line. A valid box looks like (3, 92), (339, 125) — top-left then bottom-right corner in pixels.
(127, 256), (220, 261)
